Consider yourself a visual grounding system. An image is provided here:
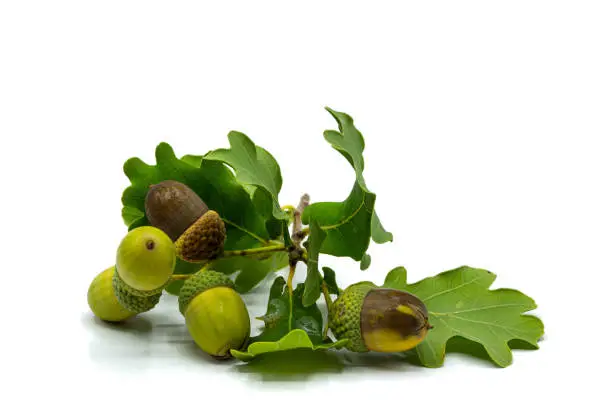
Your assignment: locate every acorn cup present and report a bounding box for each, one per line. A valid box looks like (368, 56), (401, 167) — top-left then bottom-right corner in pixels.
(178, 270), (251, 360)
(145, 180), (226, 262)
(329, 282), (432, 353)
(112, 226), (176, 314)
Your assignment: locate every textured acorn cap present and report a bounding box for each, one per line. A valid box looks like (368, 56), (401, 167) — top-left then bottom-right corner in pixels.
(175, 210), (226, 262)
(87, 267), (135, 322)
(178, 269), (234, 315)
(329, 281), (376, 352)
(112, 271), (162, 314)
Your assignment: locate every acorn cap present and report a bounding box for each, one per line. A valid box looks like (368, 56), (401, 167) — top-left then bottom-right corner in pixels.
(178, 269), (234, 315)
(145, 180), (209, 241)
(175, 210), (226, 262)
(112, 271), (162, 314)
(330, 283), (431, 353)
(329, 282), (376, 352)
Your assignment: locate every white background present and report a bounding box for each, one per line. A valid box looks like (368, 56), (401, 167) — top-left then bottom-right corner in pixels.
(1, 1), (610, 407)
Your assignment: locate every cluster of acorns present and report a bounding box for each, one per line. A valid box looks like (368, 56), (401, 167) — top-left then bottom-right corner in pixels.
(87, 180), (250, 359)
(88, 180), (433, 360)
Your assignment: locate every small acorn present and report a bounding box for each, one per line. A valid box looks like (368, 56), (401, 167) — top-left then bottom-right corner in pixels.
(111, 226), (176, 313)
(178, 269), (250, 359)
(329, 282), (432, 353)
(115, 226), (176, 293)
(145, 180), (226, 262)
(87, 267), (136, 322)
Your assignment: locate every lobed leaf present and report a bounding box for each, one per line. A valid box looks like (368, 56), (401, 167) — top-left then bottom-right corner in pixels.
(383, 266), (545, 368)
(231, 329), (347, 362)
(204, 131), (287, 221)
(252, 276), (323, 345)
(302, 108), (392, 262)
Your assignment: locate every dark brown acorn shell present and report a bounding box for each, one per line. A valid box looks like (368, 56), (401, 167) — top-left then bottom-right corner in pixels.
(145, 180), (208, 241)
(360, 288), (430, 340)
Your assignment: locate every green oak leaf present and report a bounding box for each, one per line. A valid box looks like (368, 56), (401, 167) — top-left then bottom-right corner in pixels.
(302, 221), (326, 306)
(322, 107), (392, 243)
(204, 131), (287, 221)
(303, 181), (374, 260)
(302, 108), (392, 261)
(231, 329), (347, 362)
(211, 251), (289, 294)
(322, 267), (340, 295)
(383, 266), (544, 368)
(252, 276), (324, 344)
(122, 142), (270, 249)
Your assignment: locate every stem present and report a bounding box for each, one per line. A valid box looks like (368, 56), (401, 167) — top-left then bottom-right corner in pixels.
(291, 193), (310, 244)
(169, 274), (193, 281)
(220, 243), (287, 258)
(322, 282), (333, 339)
(287, 262), (296, 330)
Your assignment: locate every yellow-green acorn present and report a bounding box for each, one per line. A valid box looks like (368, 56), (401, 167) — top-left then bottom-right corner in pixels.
(87, 267), (135, 322)
(329, 282), (432, 353)
(111, 226), (175, 314)
(115, 226), (176, 293)
(145, 180), (226, 263)
(178, 270), (250, 359)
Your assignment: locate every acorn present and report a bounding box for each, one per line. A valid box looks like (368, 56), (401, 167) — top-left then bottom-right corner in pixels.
(115, 226), (176, 293)
(329, 282), (432, 353)
(145, 180), (226, 262)
(87, 267), (135, 322)
(178, 269), (250, 359)
(111, 226), (175, 313)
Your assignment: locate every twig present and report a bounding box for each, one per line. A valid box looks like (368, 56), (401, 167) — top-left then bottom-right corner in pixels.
(291, 193), (310, 244)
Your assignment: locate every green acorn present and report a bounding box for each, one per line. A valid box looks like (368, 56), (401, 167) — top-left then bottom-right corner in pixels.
(145, 180), (226, 262)
(329, 282), (432, 353)
(178, 270), (250, 359)
(115, 226), (176, 293)
(109, 226), (176, 314)
(87, 267), (135, 322)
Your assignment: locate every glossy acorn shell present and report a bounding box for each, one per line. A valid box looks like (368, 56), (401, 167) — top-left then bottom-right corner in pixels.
(360, 288), (430, 353)
(115, 226), (176, 292)
(145, 180), (209, 241)
(179, 270), (250, 359)
(87, 267), (135, 322)
(330, 283), (431, 353)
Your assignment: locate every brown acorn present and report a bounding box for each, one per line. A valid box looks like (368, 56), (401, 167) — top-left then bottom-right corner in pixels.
(329, 282), (432, 353)
(145, 180), (226, 262)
